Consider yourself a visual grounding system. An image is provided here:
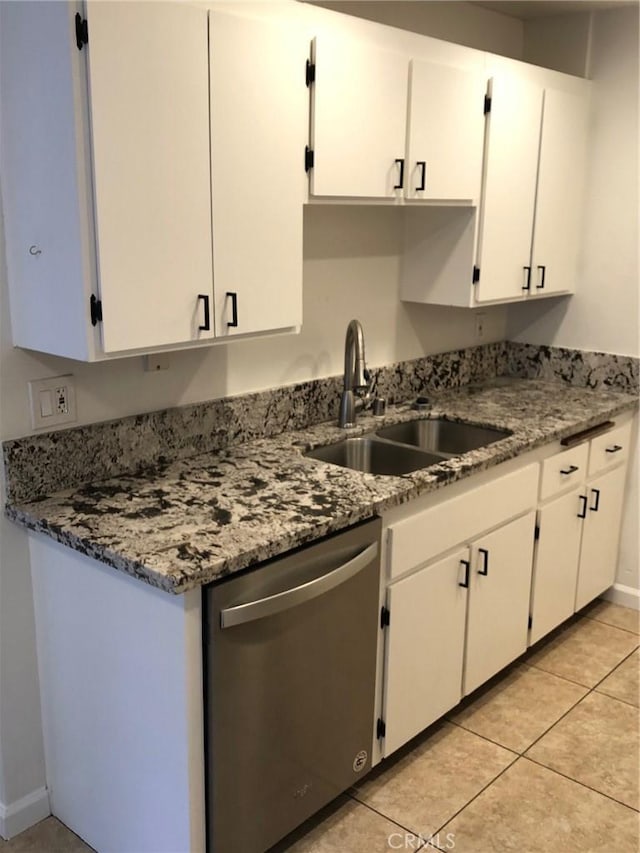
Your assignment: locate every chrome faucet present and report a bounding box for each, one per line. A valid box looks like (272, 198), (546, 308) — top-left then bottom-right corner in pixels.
(339, 319), (372, 428)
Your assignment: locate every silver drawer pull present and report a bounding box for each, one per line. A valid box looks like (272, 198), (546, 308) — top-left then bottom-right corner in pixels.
(220, 542), (378, 629)
(560, 465), (579, 475)
(605, 445), (623, 454)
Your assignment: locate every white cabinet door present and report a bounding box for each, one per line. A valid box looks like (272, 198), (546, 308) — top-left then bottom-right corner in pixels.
(209, 12), (305, 337)
(310, 36), (408, 198)
(406, 60), (484, 202)
(86, 2), (214, 353)
(475, 75), (542, 303)
(529, 489), (584, 645)
(464, 512), (536, 695)
(530, 88), (589, 297)
(383, 549), (468, 755)
(575, 465), (627, 611)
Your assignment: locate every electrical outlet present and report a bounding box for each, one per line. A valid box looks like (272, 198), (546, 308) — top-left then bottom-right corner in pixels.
(28, 376), (77, 430)
(55, 386), (70, 415)
(475, 312), (486, 340)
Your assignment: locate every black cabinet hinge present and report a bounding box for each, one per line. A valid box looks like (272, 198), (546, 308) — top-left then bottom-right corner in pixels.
(75, 13), (88, 50)
(484, 95), (492, 115)
(472, 266), (480, 284)
(534, 524), (540, 541)
(305, 145), (314, 172)
(376, 718), (386, 740)
(306, 60), (316, 87)
(528, 615), (533, 630)
(90, 295), (103, 326)
(380, 606), (390, 629)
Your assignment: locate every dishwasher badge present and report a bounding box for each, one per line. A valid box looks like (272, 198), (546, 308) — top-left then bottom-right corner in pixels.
(353, 750), (368, 773)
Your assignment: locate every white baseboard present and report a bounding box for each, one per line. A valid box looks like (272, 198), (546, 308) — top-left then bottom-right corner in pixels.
(0, 786), (50, 840)
(603, 583), (640, 611)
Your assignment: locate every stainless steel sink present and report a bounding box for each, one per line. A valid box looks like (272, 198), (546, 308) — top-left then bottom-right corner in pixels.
(305, 437), (445, 476)
(375, 418), (511, 456)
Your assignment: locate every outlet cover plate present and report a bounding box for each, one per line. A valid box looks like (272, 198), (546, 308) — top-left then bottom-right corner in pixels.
(28, 375), (77, 430)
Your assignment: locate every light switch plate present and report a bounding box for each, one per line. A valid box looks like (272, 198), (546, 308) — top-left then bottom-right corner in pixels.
(28, 375), (77, 430)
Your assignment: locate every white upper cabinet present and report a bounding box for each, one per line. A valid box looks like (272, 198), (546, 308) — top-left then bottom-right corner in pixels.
(474, 74), (542, 303)
(406, 59), (484, 202)
(309, 35), (408, 198)
(530, 88), (589, 296)
(87, 2), (214, 353)
(1, 3), (304, 361)
(308, 35), (484, 202)
(209, 11), (305, 338)
(475, 70), (589, 304)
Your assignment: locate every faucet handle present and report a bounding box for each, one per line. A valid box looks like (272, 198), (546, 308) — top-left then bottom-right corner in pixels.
(361, 368), (375, 403)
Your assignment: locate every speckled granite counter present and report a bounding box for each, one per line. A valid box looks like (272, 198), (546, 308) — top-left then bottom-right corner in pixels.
(4, 378), (637, 593)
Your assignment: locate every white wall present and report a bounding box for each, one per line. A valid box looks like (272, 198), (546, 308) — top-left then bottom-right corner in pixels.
(523, 10), (592, 77)
(306, 0), (524, 57)
(508, 6), (639, 596)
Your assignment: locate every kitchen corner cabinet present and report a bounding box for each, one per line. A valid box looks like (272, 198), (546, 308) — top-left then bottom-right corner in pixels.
(1, 3), (304, 361)
(475, 75), (589, 304)
(308, 35), (484, 202)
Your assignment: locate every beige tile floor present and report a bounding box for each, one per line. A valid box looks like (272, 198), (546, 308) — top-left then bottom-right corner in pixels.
(2, 601), (638, 853)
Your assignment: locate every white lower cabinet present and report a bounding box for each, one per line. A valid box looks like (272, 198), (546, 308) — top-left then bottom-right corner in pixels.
(529, 488), (584, 645)
(380, 464), (538, 756)
(463, 512), (536, 695)
(575, 465), (628, 611)
(378, 415), (634, 762)
(530, 418), (631, 641)
(382, 548), (468, 755)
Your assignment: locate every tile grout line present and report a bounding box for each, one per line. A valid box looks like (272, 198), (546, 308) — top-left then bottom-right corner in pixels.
(523, 755), (640, 814)
(524, 640), (639, 690)
(521, 642), (640, 758)
(582, 612), (640, 637)
(345, 790), (444, 843)
(593, 686), (639, 709)
(446, 717), (525, 756)
(426, 753), (522, 841)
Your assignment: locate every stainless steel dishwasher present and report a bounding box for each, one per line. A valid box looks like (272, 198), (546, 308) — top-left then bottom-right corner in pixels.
(204, 517), (382, 853)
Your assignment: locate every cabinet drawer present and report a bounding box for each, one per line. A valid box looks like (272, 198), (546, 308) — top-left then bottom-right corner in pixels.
(387, 463), (539, 580)
(588, 421), (632, 477)
(539, 443), (588, 501)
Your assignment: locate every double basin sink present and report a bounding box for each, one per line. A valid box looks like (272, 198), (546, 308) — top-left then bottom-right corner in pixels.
(305, 418), (511, 476)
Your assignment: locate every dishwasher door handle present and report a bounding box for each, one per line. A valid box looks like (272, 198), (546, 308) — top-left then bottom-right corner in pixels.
(220, 542), (378, 629)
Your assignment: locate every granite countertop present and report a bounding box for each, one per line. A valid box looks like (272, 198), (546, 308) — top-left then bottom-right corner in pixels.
(5, 379), (637, 594)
